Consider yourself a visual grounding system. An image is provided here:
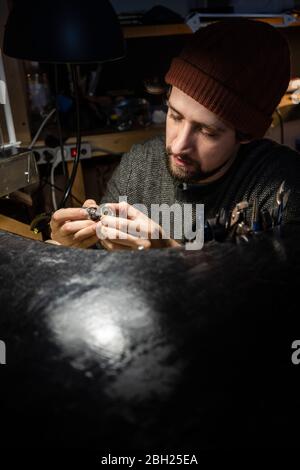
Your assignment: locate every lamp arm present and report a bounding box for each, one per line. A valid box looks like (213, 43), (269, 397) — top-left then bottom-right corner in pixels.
(0, 48), (19, 148)
(58, 64), (81, 208)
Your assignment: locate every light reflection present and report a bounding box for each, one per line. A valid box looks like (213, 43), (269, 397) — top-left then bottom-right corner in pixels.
(88, 321), (126, 358)
(46, 283), (182, 400)
(47, 286), (149, 366)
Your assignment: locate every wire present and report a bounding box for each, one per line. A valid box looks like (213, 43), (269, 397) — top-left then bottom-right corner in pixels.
(43, 178), (84, 206)
(29, 108), (56, 148)
(50, 156), (59, 211)
(54, 64), (67, 176)
(58, 65), (81, 208)
(32, 173), (84, 206)
(275, 108), (284, 145)
(0, 125), (4, 152)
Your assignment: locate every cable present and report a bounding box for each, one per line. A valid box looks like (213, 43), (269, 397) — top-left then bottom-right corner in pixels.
(32, 173), (84, 207)
(58, 65), (81, 208)
(54, 64), (67, 176)
(275, 108), (284, 145)
(42, 179), (83, 206)
(50, 155), (59, 211)
(0, 125), (4, 153)
(33, 174), (84, 206)
(29, 108), (56, 148)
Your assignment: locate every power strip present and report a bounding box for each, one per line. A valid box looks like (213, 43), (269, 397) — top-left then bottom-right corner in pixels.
(33, 142), (92, 165)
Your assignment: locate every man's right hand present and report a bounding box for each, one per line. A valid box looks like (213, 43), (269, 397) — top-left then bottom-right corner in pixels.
(50, 199), (99, 248)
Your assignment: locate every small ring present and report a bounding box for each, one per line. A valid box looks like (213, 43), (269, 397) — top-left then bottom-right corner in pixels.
(83, 206), (100, 222)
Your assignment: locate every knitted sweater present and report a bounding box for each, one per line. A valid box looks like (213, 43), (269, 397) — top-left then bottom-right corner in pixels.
(100, 135), (300, 241)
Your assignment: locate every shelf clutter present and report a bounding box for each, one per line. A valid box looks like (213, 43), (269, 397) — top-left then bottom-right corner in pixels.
(121, 14), (300, 39)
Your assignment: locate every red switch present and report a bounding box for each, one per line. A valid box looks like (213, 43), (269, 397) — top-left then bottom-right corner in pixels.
(71, 147), (77, 158)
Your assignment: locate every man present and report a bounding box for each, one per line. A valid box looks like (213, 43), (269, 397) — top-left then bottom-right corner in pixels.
(50, 19), (300, 250)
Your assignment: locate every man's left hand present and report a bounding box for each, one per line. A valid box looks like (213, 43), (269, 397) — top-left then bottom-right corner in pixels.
(96, 201), (180, 251)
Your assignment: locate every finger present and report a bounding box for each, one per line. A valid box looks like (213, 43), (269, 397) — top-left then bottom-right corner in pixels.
(100, 216), (131, 232)
(72, 223), (97, 241)
(104, 201), (146, 220)
(45, 239), (61, 245)
(82, 199), (97, 208)
(101, 215), (152, 238)
(61, 219), (96, 235)
(50, 208), (88, 228)
(99, 239), (130, 251)
(101, 238), (146, 251)
(72, 234), (99, 249)
(96, 223), (151, 249)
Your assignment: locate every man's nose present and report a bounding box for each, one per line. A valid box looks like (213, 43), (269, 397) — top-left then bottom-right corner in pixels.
(171, 122), (194, 155)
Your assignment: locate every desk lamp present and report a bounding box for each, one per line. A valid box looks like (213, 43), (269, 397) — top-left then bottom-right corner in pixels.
(2, 0), (125, 206)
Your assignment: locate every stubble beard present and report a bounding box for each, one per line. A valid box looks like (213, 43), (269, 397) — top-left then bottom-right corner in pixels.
(165, 146), (214, 184)
(165, 146), (235, 184)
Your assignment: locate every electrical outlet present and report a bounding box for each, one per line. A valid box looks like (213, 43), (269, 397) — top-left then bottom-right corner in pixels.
(33, 142), (92, 164)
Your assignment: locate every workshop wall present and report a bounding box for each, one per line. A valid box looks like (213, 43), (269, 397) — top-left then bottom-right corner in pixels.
(110, 0), (196, 18)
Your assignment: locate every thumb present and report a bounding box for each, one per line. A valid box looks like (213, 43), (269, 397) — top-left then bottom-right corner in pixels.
(83, 199), (97, 208)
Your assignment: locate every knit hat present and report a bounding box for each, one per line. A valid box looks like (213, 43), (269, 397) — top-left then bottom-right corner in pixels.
(165, 19), (290, 138)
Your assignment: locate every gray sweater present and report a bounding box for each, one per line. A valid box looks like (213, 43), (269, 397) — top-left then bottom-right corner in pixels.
(101, 135), (300, 241)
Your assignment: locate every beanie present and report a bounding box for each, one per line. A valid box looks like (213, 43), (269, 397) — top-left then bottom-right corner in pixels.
(165, 19), (290, 138)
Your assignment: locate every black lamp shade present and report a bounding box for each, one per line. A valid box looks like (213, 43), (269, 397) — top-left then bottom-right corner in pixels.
(3, 0), (125, 63)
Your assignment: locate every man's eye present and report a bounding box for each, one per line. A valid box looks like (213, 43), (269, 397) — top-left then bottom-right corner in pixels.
(202, 131), (217, 138)
(198, 128), (218, 139)
(169, 113), (182, 122)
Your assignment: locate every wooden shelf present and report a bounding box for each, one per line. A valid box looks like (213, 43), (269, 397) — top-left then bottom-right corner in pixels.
(122, 23), (191, 39)
(62, 125), (165, 156)
(122, 17), (300, 39)
(255, 16), (300, 27)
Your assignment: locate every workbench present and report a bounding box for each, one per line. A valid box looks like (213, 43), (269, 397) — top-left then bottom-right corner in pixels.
(0, 228), (299, 449)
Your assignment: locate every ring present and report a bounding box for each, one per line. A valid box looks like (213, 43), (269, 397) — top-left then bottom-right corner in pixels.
(83, 206), (100, 221)
(83, 204), (113, 222)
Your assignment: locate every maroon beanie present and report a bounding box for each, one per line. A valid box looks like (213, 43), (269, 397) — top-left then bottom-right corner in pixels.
(165, 19), (290, 138)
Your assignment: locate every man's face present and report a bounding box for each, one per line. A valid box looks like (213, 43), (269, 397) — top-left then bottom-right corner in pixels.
(165, 87), (242, 184)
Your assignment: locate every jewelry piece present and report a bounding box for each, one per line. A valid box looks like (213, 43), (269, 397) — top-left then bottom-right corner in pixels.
(83, 204), (112, 222)
(84, 206), (100, 221)
(137, 245), (145, 251)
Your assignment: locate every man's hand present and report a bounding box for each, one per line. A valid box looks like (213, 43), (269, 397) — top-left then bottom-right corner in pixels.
(50, 199), (99, 248)
(97, 201), (181, 251)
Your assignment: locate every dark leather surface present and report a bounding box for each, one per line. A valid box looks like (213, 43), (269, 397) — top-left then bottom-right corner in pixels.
(0, 229), (299, 449)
